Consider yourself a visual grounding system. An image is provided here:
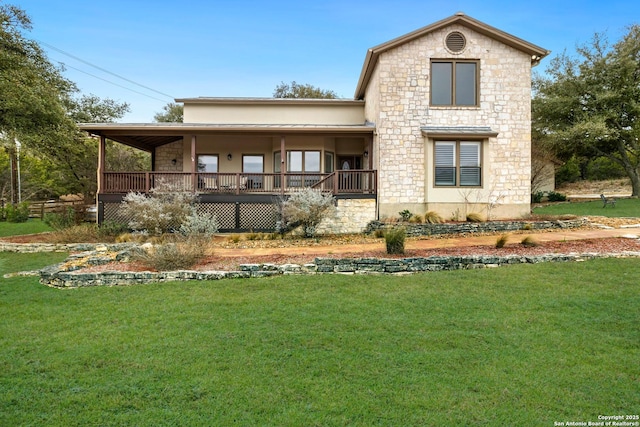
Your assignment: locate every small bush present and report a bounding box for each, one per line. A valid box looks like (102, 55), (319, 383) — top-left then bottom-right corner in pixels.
(495, 234), (509, 249)
(424, 211), (444, 224)
(278, 188), (336, 238)
(3, 202), (30, 223)
(178, 211), (219, 237)
(385, 227), (406, 255)
(121, 181), (197, 235)
(522, 223), (533, 231)
(521, 236), (539, 247)
(466, 212), (485, 223)
(408, 214), (423, 223)
(531, 191), (544, 203)
(373, 229), (385, 238)
(132, 236), (212, 271)
(98, 220), (129, 239)
(44, 224), (99, 243)
(245, 231), (261, 241)
(44, 207), (77, 230)
(228, 234), (241, 243)
(547, 191), (567, 202)
(399, 209), (412, 222)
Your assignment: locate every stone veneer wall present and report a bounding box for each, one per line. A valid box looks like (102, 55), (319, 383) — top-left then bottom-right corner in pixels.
(368, 24), (534, 219)
(315, 198), (377, 234)
(155, 140), (184, 171)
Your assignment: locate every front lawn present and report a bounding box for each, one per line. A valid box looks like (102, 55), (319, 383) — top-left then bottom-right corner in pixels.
(1, 253), (638, 425)
(533, 197), (640, 217)
(0, 219), (53, 237)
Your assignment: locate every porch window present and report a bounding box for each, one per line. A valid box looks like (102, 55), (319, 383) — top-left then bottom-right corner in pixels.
(243, 155), (264, 189)
(197, 154), (218, 172)
(431, 60), (478, 106)
(434, 141), (481, 187)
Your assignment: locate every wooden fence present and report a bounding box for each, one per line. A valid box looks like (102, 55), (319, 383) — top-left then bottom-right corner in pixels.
(27, 200), (92, 220)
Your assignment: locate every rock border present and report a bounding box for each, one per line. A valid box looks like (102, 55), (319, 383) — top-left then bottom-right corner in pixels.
(32, 248), (640, 288)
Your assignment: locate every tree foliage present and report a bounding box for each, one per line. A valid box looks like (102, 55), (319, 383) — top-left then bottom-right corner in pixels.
(533, 26), (640, 196)
(273, 81), (338, 99)
(1, 3), (135, 201)
(153, 102), (183, 122)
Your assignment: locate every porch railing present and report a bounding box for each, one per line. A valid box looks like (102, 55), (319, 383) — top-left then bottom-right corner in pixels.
(101, 171), (377, 195)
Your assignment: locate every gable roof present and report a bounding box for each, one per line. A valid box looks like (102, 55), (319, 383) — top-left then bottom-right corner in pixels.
(354, 12), (550, 99)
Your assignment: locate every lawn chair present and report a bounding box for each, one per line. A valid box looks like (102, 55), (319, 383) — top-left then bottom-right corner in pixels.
(600, 194), (616, 208)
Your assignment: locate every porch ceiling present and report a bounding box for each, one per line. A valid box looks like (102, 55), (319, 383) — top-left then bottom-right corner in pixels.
(80, 123), (375, 152)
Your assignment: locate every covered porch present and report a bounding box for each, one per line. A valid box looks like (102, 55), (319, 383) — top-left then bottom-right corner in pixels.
(81, 123), (377, 231)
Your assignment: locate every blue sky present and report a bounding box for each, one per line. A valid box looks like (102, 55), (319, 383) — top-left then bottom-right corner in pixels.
(16, 0), (640, 122)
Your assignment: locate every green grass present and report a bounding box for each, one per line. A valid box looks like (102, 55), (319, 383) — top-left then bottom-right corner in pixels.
(1, 254), (639, 425)
(0, 219), (53, 237)
(533, 197), (640, 217)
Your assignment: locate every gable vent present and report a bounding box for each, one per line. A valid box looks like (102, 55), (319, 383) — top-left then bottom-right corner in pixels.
(446, 32), (466, 53)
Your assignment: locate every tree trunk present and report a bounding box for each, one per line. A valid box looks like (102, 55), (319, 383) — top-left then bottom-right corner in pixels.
(8, 145), (18, 205)
(629, 168), (640, 197)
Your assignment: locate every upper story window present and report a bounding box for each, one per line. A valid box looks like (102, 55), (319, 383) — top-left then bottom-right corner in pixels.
(431, 60), (478, 106)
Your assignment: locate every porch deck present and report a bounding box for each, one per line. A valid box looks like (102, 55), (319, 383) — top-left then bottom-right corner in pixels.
(100, 170), (377, 196)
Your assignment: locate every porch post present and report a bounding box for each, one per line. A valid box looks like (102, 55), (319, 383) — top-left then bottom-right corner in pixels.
(97, 135), (106, 194)
(367, 135), (373, 169)
(191, 135), (197, 192)
(280, 135), (286, 196)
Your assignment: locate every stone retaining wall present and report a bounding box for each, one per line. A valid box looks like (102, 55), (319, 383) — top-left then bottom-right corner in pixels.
(35, 250), (640, 288)
(365, 219), (586, 237)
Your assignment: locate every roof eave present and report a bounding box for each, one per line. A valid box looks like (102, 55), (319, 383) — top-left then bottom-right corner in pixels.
(354, 12), (550, 98)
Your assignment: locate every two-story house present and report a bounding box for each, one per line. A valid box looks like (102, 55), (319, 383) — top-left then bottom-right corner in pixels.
(81, 12), (548, 233)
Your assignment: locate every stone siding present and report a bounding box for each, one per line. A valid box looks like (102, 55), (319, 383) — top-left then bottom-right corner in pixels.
(316, 198), (377, 234)
(155, 140), (184, 171)
(368, 24), (534, 219)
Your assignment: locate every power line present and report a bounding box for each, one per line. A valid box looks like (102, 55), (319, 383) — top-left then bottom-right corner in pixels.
(37, 39), (175, 100)
(56, 60), (170, 103)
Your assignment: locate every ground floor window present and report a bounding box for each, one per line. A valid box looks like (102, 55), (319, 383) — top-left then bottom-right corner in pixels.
(434, 141), (481, 186)
(197, 154), (218, 172)
(243, 155), (264, 189)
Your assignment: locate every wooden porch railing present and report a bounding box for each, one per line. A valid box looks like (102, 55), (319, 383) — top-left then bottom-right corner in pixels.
(101, 171), (377, 195)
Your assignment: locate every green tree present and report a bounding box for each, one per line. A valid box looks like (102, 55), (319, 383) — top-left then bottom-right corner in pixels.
(153, 102), (183, 122)
(273, 81), (338, 99)
(533, 26), (640, 196)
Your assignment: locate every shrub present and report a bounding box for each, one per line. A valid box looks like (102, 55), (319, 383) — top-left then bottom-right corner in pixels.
(531, 191), (544, 204)
(399, 209), (412, 222)
(408, 214), (423, 223)
(4, 202), (30, 223)
(521, 236), (539, 247)
(44, 224), (99, 243)
(98, 220), (129, 239)
(424, 211), (444, 224)
(44, 207), (77, 230)
(373, 229), (385, 238)
(132, 236), (212, 271)
(547, 191), (567, 202)
(385, 227), (405, 255)
(178, 210), (219, 237)
(121, 180), (196, 235)
(495, 234), (509, 249)
(278, 188), (336, 238)
(466, 212), (485, 223)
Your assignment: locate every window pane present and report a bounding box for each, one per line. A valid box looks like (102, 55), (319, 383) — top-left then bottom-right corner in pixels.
(274, 151), (281, 173)
(197, 155), (218, 172)
(287, 151), (302, 172)
(459, 142), (479, 167)
(325, 152), (334, 173)
(435, 142), (456, 185)
(455, 62), (477, 105)
(243, 155), (263, 173)
(431, 62), (452, 105)
(460, 167), (481, 186)
(305, 151), (321, 172)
